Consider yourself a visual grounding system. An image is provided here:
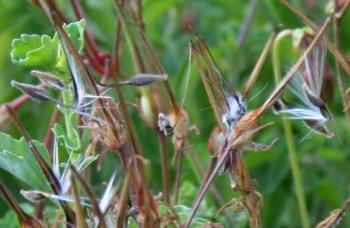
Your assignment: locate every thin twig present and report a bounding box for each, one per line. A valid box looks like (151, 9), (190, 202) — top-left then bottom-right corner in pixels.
(237, 0), (259, 46)
(331, 0), (350, 128)
(186, 149), (236, 226)
(5, 105), (76, 224)
(43, 107), (60, 152)
(280, 0), (350, 77)
(260, 18), (331, 116)
(185, 17), (331, 228)
(173, 149), (183, 205)
(139, 32), (179, 113)
(243, 32), (275, 97)
(71, 175), (88, 228)
(159, 133), (170, 204)
(70, 166), (107, 228)
(116, 164), (132, 228)
(0, 180), (43, 228)
(184, 147), (231, 228)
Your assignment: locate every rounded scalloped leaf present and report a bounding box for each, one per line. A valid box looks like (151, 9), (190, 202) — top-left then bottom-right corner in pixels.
(10, 34), (59, 69)
(62, 19), (86, 53)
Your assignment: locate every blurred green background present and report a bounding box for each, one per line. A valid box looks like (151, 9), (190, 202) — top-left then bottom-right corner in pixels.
(1, 0), (350, 227)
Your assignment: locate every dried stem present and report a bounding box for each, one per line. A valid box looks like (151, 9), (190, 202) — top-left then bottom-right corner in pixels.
(331, 1), (350, 129)
(243, 32), (275, 98)
(159, 133), (170, 204)
(186, 149), (236, 226)
(184, 147), (230, 228)
(191, 44), (225, 131)
(116, 165), (132, 228)
(70, 0), (104, 63)
(71, 175), (88, 228)
(0, 180), (43, 228)
(237, 0), (259, 46)
(43, 107), (60, 151)
(185, 17), (331, 228)
(5, 105), (76, 225)
(173, 148), (183, 205)
(139, 32), (179, 113)
(260, 18), (331, 116)
(70, 165), (107, 228)
(112, 66), (158, 226)
(280, 0), (350, 77)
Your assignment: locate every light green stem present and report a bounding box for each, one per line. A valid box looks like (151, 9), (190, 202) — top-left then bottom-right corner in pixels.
(272, 30), (310, 228)
(62, 90), (75, 139)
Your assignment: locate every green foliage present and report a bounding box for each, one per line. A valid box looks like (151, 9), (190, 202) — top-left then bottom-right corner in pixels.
(10, 19), (86, 77)
(0, 132), (50, 191)
(10, 34), (59, 69)
(53, 123), (81, 152)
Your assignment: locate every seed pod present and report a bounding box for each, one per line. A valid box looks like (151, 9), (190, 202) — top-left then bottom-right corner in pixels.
(31, 70), (65, 90)
(272, 100), (285, 113)
(304, 119), (334, 138)
(20, 189), (46, 203)
(118, 74), (168, 86)
(11, 80), (50, 102)
(207, 127), (224, 155)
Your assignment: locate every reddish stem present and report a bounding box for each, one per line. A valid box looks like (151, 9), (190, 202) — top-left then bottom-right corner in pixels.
(43, 107), (60, 152)
(70, 0), (104, 64)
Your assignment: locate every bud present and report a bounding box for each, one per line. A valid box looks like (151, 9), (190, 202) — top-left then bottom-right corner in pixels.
(139, 94), (155, 128)
(31, 70), (65, 90)
(11, 81), (50, 102)
(20, 189), (46, 203)
(118, 74), (168, 87)
(207, 127), (224, 155)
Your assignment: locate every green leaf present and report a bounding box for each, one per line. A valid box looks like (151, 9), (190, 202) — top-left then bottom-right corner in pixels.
(10, 34), (59, 69)
(62, 19), (86, 53)
(52, 123), (81, 152)
(0, 132), (51, 191)
(0, 207), (20, 228)
(10, 19), (86, 71)
(291, 27), (313, 49)
(76, 154), (99, 171)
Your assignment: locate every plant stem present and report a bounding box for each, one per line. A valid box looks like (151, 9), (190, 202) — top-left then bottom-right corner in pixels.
(61, 90), (76, 141)
(332, 1), (350, 130)
(159, 133), (170, 204)
(237, 0), (258, 47)
(272, 31), (310, 228)
(185, 149), (236, 226)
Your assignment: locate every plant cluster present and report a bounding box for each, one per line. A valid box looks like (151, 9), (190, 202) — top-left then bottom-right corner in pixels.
(0, 0), (350, 227)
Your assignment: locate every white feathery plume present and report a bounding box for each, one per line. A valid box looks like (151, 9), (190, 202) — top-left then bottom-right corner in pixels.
(275, 45), (333, 137)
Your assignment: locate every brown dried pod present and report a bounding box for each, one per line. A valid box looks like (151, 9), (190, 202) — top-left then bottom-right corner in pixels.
(168, 108), (190, 151)
(86, 100), (128, 150)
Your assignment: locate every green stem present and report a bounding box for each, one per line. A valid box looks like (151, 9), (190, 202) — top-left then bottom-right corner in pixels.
(62, 91), (75, 139)
(272, 30), (310, 228)
(61, 85), (80, 161)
